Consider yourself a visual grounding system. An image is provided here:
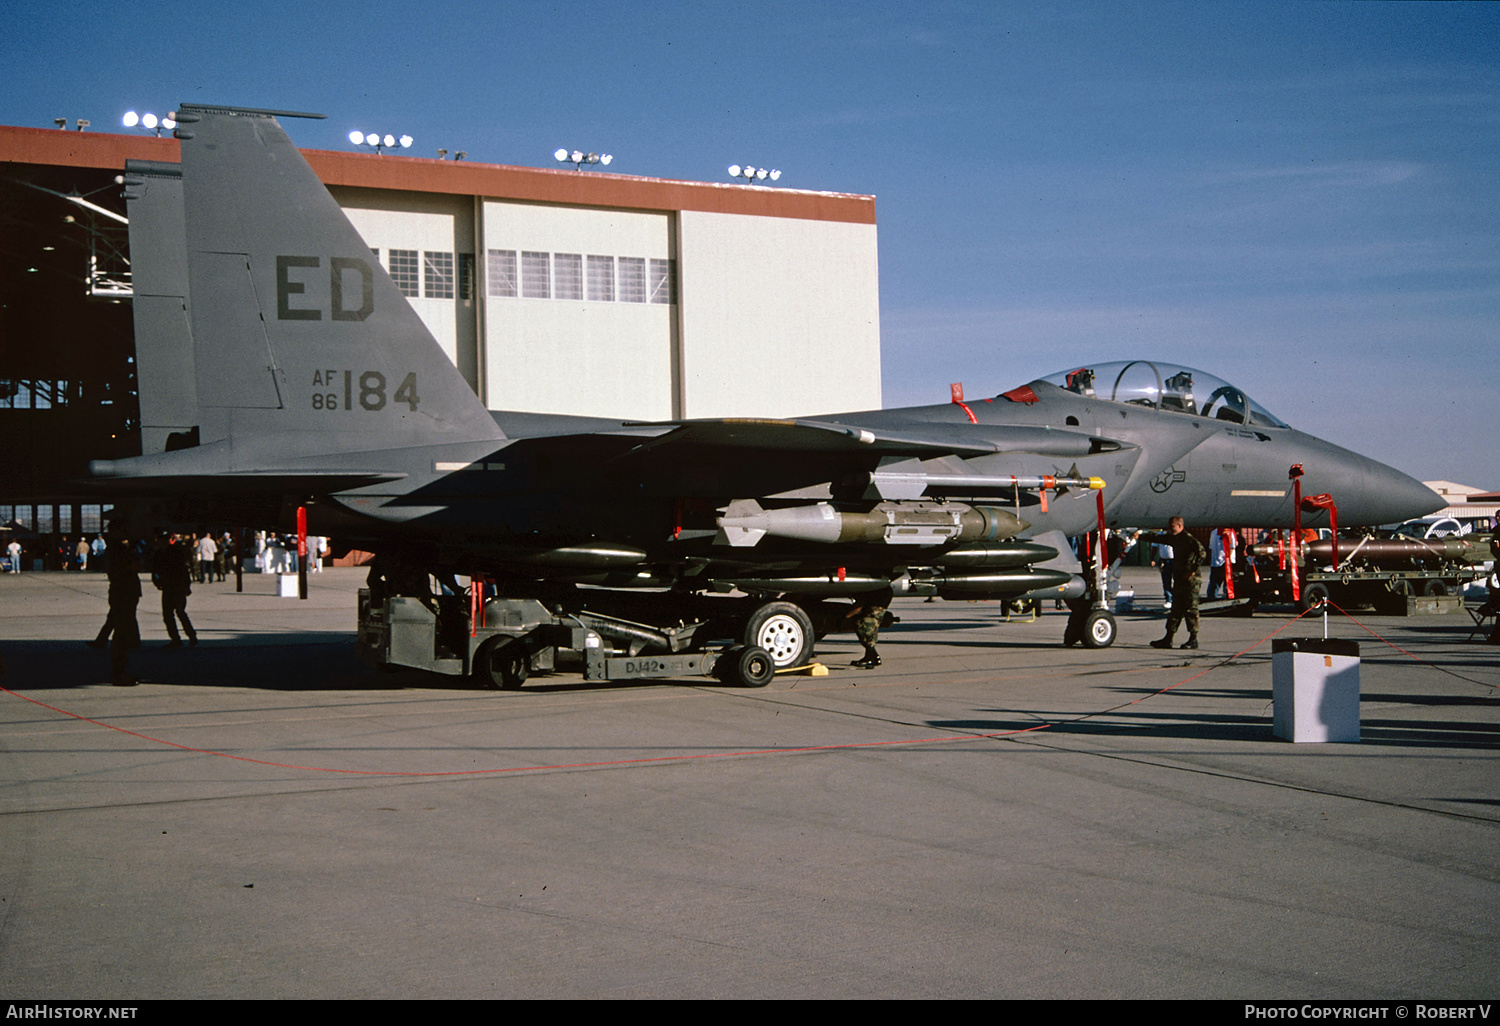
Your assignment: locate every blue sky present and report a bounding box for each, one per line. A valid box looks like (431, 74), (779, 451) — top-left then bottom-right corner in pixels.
(5, 1), (1497, 486)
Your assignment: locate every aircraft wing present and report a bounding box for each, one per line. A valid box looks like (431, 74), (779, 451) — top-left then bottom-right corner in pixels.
(82, 465), (408, 496)
(612, 418), (1093, 459)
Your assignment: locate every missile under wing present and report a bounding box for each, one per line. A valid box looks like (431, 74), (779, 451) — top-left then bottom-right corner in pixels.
(89, 104), (1442, 661)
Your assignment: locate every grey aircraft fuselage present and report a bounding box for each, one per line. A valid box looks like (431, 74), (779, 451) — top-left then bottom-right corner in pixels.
(89, 104), (1442, 598)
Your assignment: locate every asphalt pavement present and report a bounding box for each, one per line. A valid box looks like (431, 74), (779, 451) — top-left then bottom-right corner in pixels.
(0, 566), (1496, 999)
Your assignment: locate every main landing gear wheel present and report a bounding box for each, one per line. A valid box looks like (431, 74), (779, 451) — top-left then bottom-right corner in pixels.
(1082, 610), (1117, 649)
(476, 637), (528, 690)
(744, 601), (815, 668)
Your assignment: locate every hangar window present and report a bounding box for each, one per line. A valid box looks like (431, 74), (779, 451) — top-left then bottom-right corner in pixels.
(486, 250), (517, 298)
(554, 253), (583, 301)
(522, 251), (551, 299)
(0, 380), (71, 409)
(587, 255), (615, 302)
(649, 259), (676, 304)
(458, 253), (475, 301)
(389, 249), (420, 297)
(424, 252), (455, 299)
(618, 257), (646, 303)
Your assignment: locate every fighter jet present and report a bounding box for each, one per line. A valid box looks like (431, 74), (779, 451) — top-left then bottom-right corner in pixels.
(89, 105), (1442, 664)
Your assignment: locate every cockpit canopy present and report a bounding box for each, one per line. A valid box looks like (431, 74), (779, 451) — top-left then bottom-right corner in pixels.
(1037, 360), (1288, 428)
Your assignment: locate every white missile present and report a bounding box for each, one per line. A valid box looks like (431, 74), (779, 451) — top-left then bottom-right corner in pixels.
(715, 499), (1029, 548)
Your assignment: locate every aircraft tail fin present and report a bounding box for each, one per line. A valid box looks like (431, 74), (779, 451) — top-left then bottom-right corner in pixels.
(170, 104), (500, 453)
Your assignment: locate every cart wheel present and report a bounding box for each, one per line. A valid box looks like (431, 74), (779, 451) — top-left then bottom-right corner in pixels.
(1298, 582), (1331, 613)
(476, 637), (528, 690)
(733, 645), (775, 687)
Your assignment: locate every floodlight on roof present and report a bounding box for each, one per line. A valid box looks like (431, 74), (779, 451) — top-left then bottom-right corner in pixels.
(728, 162), (783, 185)
(122, 110), (170, 136)
(350, 129), (415, 154)
(556, 147), (614, 170)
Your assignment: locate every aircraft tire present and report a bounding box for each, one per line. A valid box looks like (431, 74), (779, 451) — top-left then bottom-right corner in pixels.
(744, 601), (814, 668)
(476, 637), (529, 690)
(1082, 610), (1116, 649)
(1420, 579), (1448, 597)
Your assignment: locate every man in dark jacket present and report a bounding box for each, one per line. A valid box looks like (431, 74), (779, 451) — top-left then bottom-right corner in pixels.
(153, 534), (198, 648)
(1142, 517), (1206, 650)
(106, 535), (142, 685)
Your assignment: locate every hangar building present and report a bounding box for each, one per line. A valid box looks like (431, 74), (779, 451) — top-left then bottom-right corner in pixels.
(0, 121), (882, 545)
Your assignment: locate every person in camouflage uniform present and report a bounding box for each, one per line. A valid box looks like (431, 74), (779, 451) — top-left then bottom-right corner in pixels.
(848, 585), (894, 669)
(1142, 517), (1205, 650)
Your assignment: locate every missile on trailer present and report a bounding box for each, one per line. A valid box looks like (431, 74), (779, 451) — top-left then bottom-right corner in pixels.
(1250, 535), (1493, 566)
(716, 499), (1030, 548)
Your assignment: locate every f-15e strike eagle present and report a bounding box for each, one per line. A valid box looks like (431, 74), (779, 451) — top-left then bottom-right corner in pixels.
(89, 104), (1442, 671)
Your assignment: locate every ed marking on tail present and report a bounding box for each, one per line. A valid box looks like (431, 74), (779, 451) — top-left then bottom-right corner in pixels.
(276, 256), (375, 321)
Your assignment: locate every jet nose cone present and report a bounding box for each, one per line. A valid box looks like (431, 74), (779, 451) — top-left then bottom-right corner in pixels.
(1295, 435), (1443, 526)
(1372, 469), (1445, 524)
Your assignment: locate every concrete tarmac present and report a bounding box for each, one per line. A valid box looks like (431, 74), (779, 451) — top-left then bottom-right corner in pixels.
(0, 567), (1496, 999)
